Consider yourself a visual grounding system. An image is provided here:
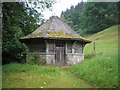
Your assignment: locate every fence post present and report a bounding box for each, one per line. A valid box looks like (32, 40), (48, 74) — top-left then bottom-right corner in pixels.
(93, 42), (95, 52)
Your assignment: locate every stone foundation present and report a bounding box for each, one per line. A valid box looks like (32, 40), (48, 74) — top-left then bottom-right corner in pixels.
(38, 54), (46, 65)
(66, 53), (84, 65)
(27, 52), (84, 65)
(46, 54), (55, 65)
(27, 52), (46, 65)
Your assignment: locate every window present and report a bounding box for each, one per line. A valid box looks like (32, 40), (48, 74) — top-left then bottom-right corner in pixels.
(39, 43), (46, 52)
(29, 43), (46, 53)
(73, 42), (82, 53)
(56, 44), (64, 47)
(66, 43), (73, 53)
(48, 43), (54, 53)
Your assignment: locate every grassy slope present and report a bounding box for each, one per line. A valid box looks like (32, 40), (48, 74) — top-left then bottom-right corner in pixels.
(70, 25), (119, 87)
(2, 63), (93, 88)
(2, 25), (119, 88)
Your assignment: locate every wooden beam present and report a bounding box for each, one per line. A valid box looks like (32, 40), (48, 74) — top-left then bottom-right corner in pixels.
(65, 43), (67, 54)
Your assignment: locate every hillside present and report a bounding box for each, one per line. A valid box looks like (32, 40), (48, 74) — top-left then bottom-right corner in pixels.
(85, 24), (118, 55)
(70, 25), (119, 87)
(2, 25), (119, 88)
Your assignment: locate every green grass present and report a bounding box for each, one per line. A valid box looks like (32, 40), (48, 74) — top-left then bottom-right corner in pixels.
(3, 63), (93, 88)
(69, 25), (119, 88)
(2, 25), (119, 88)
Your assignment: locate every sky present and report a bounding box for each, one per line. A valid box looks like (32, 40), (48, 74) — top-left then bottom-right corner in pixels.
(41, 0), (86, 20)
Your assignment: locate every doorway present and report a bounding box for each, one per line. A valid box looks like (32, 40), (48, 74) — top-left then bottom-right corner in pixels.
(55, 43), (65, 65)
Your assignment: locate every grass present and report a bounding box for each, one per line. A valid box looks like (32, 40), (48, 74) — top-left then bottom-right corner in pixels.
(2, 63), (93, 88)
(2, 25), (119, 88)
(69, 25), (119, 88)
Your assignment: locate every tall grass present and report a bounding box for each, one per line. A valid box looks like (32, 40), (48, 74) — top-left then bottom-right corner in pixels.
(3, 63), (60, 75)
(69, 25), (119, 87)
(3, 63), (93, 88)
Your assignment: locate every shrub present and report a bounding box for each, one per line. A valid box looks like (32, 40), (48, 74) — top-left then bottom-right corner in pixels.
(28, 52), (39, 65)
(85, 52), (103, 60)
(40, 55), (46, 65)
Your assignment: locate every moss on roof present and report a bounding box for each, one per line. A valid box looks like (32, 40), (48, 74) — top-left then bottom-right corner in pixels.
(20, 16), (91, 43)
(21, 31), (90, 42)
(21, 32), (76, 39)
(21, 32), (44, 39)
(48, 32), (74, 38)
(79, 36), (86, 40)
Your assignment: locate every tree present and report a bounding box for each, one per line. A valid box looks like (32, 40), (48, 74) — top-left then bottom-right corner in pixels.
(79, 2), (119, 35)
(60, 1), (84, 32)
(2, 1), (55, 64)
(61, 2), (119, 36)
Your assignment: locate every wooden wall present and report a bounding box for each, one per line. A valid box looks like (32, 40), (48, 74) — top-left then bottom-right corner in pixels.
(26, 40), (85, 65)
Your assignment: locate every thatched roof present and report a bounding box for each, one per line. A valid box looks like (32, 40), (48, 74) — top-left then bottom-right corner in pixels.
(20, 16), (91, 43)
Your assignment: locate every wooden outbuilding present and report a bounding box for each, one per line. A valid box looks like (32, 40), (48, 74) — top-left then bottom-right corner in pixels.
(20, 16), (91, 65)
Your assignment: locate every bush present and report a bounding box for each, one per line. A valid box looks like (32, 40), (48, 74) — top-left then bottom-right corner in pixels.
(85, 52), (103, 60)
(28, 52), (39, 65)
(39, 55), (46, 65)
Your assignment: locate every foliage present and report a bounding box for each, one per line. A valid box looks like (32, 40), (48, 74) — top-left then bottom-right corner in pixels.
(61, 2), (84, 32)
(2, 3), (28, 63)
(84, 52), (102, 60)
(40, 55), (46, 65)
(28, 52), (39, 65)
(61, 2), (119, 36)
(24, 0), (55, 24)
(2, 1), (55, 64)
(69, 25), (118, 87)
(28, 52), (46, 65)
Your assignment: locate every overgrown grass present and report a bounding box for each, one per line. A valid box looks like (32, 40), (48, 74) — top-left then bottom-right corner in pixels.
(69, 25), (119, 87)
(3, 25), (119, 88)
(3, 63), (93, 88)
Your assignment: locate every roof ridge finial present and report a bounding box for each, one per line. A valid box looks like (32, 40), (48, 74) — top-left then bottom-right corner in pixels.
(52, 13), (57, 17)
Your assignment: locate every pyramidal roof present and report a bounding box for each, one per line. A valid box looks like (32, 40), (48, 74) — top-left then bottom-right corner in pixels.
(20, 16), (91, 43)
